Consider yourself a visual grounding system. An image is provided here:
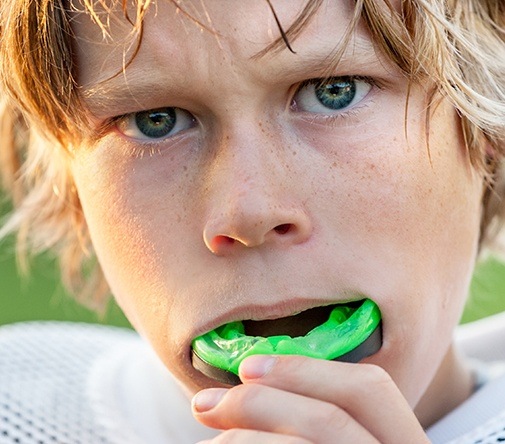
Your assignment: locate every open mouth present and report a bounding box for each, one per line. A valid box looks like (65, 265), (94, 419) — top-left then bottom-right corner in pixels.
(192, 298), (382, 385)
(243, 302), (348, 338)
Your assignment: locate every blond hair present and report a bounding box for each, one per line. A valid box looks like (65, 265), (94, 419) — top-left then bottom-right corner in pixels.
(0, 0), (504, 309)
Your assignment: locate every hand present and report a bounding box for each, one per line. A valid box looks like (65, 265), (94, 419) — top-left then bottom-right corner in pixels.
(191, 355), (430, 443)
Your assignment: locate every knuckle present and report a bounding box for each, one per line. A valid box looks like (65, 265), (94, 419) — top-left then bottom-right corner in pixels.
(225, 383), (263, 419)
(359, 363), (393, 387)
(231, 382), (262, 403)
(317, 403), (351, 435)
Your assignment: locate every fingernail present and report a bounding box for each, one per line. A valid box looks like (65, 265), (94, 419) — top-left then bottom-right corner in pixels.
(239, 355), (276, 380)
(192, 388), (228, 413)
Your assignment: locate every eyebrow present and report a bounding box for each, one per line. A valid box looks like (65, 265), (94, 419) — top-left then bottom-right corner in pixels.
(82, 71), (161, 117)
(81, 34), (383, 118)
(280, 36), (384, 79)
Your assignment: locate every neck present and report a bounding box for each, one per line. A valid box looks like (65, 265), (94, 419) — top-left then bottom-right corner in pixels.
(415, 344), (474, 428)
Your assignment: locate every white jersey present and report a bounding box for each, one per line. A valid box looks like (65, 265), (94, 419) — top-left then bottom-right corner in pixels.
(0, 322), (216, 444)
(427, 312), (505, 443)
(2, 315), (505, 443)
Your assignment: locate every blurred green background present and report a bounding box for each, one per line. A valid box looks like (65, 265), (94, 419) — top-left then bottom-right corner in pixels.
(1, 195), (505, 327)
(0, 246), (132, 328)
(0, 197), (131, 328)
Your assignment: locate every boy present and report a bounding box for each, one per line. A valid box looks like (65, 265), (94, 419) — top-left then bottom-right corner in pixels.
(0, 0), (504, 442)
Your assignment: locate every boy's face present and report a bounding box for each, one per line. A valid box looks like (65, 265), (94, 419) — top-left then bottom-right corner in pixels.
(71, 0), (483, 405)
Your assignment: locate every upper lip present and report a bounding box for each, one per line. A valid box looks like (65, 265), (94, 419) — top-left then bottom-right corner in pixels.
(192, 296), (363, 339)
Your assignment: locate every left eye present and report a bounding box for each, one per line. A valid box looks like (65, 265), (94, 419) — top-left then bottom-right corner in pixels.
(293, 76), (372, 114)
(117, 107), (196, 141)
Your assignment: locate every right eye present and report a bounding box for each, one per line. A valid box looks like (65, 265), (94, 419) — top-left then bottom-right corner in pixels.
(116, 107), (196, 141)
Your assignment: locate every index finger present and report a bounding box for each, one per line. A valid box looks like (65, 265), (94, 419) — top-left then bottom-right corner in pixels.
(239, 355), (429, 444)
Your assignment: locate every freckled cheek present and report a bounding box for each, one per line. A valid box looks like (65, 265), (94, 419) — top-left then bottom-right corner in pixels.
(368, 161), (476, 261)
(317, 155), (420, 239)
(316, 126), (482, 308)
(330, 153), (479, 399)
(71, 156), (197, 320)
(323, 126), (475, 237)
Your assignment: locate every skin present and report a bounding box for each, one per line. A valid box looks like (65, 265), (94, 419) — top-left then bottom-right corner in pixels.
(70, 0), (484, 441)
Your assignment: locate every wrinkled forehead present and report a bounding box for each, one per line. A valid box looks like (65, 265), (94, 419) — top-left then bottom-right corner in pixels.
(70, 0), (352, 48)
(71, 0), (382, 90)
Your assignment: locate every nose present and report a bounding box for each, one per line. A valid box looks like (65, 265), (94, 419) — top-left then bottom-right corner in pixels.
(203, 200), (312, 255)
(202, 129), (312, 256)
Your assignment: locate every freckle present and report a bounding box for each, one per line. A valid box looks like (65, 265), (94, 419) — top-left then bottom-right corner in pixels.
(183, 165), (188, 171)
(332, 162), (337, 167)
(292, 151), (297, 156)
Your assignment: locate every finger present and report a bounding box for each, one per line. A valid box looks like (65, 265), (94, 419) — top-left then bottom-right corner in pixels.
(238, 355), (428, 444)
(192, 385), (380, 444)
(198, 429), (313, 444)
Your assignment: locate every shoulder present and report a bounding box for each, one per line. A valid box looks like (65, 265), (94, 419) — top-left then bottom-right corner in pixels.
(0, 321), (139, 381)
(0, 321), (141, 444)
(456, 310), (505, 362)
(0, 319), (137, 347)
(0, 321), (139, 389)
(427, 371), (505, 443)
(0, 322), (217, 444)
(426, 313), (505, 443)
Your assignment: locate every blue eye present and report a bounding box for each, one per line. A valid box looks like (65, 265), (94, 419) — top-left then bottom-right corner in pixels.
(136, 108), (176, 138)
(293, 76), (372, 114)
(117, 107), (195, 141)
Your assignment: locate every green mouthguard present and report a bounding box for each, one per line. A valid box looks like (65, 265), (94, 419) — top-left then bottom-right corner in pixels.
(192, 298), (381, 382)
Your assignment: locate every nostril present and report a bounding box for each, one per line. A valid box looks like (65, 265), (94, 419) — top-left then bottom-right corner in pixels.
(213, 235), (235, 246)
(274, 223), (292, 235)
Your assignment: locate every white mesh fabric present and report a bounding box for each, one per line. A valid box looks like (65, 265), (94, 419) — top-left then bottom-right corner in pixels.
(3, 321), (505, 443)
(445, 410), (505, 444)
(0, 322), (138, 444)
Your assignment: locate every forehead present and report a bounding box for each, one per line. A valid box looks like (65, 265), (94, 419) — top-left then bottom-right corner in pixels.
(72, 0), (386, 114)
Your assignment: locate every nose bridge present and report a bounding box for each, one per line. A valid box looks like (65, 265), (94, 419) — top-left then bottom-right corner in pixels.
(202, 121), (312, 253)
(206, 121), (287, 225)
(217, 124), (280, 201)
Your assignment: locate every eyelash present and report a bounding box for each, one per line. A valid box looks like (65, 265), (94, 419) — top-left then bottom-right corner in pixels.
(101, 75), (381, 152)
(292, 75), (380, 120)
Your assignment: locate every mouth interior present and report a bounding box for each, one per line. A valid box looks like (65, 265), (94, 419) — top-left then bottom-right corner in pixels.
(243, 301), (361, 338)
(192, 298), (381, 381)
